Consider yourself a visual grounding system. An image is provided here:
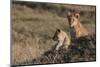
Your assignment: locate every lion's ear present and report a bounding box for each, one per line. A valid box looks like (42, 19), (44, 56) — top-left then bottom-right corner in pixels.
(75, 13), (80, 19)
(67, 12), (72, 17)
(57, 29), (61, 32)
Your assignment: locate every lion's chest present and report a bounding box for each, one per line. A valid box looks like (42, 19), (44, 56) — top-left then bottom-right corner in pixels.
(70, 25), (89, 40)
(70, 27), (77, 38)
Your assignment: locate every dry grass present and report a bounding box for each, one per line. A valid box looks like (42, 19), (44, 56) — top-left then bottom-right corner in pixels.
(11, 2), (96, 66)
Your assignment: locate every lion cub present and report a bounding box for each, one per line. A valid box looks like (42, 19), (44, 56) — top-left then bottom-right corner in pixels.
(52, 29), (70, 50)
(67, 12), (89, 41)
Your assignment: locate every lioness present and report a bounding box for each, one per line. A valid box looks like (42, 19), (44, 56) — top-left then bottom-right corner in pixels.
(52, 29), (70, 50)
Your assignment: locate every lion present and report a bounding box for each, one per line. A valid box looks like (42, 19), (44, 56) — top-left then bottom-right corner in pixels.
(67, 12), (95, 48)
(67, 12), (89, 40)
(52, 29), (71, 50)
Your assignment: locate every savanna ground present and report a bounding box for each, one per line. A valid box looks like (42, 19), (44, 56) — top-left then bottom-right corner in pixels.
(12, 1), (96, 66)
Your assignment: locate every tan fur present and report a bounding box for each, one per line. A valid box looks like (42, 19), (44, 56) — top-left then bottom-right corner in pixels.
(53, 29), (70, 50)
(67, 12), (89, 40)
